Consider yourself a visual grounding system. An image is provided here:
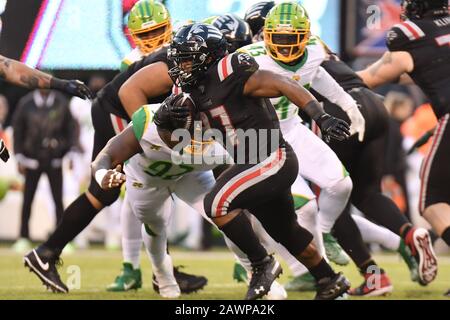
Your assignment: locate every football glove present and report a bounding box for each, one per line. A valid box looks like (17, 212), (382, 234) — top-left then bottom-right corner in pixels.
(154, 94), (191, 130)
(50, 78), (94, 100)
(316, 114), (351, 143)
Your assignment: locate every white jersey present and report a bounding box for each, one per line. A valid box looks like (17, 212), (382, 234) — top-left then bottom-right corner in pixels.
(239, 36), (358, 123)
(125, 104), (230, 188)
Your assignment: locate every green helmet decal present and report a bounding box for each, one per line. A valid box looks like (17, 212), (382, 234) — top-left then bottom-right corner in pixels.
(264, 2), (311, 63)
(127, 0), (172, 54)
(265, 2), (309, 31)
(128, 0), (170, 32)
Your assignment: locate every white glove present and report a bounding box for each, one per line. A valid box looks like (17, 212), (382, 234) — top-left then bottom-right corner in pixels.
(345, 105), (365, 142)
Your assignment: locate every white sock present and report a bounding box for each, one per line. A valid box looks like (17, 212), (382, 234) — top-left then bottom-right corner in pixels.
(352, 215), (401, 251)
(141, 223), (168, 270)
(318, 176), (353, 233)
(121, 197), (142, 269)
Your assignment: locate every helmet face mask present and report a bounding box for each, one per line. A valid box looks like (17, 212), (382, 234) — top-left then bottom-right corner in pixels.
(264, 3), (311, 63)
(168, 45), (210, 87)
(168, 23), (228, 88)
(128, 0), (172, 54)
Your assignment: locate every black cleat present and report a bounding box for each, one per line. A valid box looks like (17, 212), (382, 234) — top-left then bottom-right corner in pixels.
(152, 266), (208, 294)
(315, 272), (350, 300)
(24, 247), (68, 293)
(445, 289), (450, 297)
(245, 255), (282, 300)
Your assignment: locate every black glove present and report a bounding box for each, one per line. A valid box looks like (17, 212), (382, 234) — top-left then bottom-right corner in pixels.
(0, 139), (10, 163)
(316, 114), (351, 143)
(154, 94), (191, 130)
(50, 78), (94, 100)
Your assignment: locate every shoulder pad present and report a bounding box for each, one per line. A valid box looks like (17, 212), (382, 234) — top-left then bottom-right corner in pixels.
(216, 52), (259, 82)
(387, 21), (425, 51)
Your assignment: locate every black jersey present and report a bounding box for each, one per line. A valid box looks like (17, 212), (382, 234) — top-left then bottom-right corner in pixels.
(96, 46), (172, 121)
(185, 52), (283, 163)
(386, 16), (450, 118)
(321, 57), (367, 91)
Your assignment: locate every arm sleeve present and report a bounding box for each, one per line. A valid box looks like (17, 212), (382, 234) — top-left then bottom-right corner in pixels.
(311, 66), (358, 111)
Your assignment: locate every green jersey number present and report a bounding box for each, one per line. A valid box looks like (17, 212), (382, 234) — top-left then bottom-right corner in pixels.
(144, 161), (194, 180)
(241, 45), (266, 57)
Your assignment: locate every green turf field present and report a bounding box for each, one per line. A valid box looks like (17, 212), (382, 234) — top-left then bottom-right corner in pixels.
(0, 248), (448, 300)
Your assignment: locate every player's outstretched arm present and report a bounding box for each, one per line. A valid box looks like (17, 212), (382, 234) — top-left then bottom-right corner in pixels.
(91, 126), (142, 190)
(356, 51), (413, 89)
(243, 69), (350, 142)
(0, 54), (93, 99)
(119, 62), (173, 118)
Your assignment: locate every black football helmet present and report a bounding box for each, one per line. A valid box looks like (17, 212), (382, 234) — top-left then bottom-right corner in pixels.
(168, 23), (228, 88)
(212, 14), (252, 53)
(244, 1), (275, 40)
(401, 0), (448, 20)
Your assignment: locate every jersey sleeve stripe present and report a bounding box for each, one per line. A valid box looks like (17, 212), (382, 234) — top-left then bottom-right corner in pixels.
(131, 106), (151, 141)
(397, 21), (425, 40)
(395, 23), (416, 40)
(403, 21), (425, 38)
(218, 54), (234, 82)
(110, 115), (128, 135)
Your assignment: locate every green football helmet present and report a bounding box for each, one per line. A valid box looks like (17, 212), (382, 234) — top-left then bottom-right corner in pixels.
(127, 0), (172, 54)
(264, 2), (311, 63)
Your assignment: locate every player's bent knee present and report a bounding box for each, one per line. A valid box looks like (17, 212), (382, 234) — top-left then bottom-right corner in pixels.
(296, 199), (318, 220)
(329, 175), (353, 198)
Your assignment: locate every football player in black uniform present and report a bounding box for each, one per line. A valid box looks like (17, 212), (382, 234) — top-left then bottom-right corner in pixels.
(0, 55), (93, 162)
(358, 0), (448, 285)
(23, 47), (207, 294)
(165, 23), (351, 300)
(313, 48), (431, 291)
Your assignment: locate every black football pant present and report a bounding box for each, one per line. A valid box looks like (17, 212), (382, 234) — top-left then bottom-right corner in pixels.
(204, 144), (314, 257)
(20, 165), (63, 239)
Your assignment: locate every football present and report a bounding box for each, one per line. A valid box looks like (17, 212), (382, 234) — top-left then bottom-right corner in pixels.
(170, 92), (197, 131)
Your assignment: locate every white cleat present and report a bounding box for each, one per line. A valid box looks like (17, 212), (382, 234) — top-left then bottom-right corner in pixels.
(153, 255), (181, 299)
(159, 284), (181, 299)
(265, 280), (288, 300)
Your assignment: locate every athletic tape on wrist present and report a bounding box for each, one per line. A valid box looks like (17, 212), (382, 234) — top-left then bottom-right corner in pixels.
(95, 169), (108, 186)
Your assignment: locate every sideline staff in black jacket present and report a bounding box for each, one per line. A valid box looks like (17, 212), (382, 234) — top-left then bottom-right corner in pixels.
(13, 89), (76, 243)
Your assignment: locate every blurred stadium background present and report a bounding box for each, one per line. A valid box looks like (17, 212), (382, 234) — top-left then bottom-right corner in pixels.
(0, 0), (448, 299)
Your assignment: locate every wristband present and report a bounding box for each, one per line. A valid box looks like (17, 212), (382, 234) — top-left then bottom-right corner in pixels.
(49, 77), (66, 90)
(95, 169), (108, 186)
(303, 100), (326, 122)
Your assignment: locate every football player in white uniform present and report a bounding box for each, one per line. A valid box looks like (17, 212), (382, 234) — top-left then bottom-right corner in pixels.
(234, 2), (364, 282)
(93, 96), (229, 297)
(108, 0), (207, 293)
